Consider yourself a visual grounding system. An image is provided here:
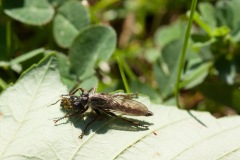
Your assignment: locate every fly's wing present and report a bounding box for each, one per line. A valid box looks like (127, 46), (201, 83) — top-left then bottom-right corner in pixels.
(112, 97), (150, 116)
(89, 93), (151, 116)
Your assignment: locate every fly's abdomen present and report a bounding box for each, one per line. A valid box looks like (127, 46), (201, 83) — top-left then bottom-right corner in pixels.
(112, 99), (153, 116)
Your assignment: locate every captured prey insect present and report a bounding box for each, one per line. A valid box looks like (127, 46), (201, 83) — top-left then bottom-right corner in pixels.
(50, 87), (153, 138)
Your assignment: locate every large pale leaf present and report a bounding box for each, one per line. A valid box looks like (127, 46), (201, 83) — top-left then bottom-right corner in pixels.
(1, 55), (240, 159)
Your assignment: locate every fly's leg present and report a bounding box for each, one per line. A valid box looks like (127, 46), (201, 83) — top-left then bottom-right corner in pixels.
(48, 99), (61, 107)
(50, 87), (95, 106)
(54, 105), (89, 124)
(54, 111), (80, 124)
(69, 87), (96, 96)
(79, 116), (100, 139)
(61, 88), (87, 97)
(70, 88), (85, 95)
(104, 111), (149, 129)
(79, 109), (101, 139)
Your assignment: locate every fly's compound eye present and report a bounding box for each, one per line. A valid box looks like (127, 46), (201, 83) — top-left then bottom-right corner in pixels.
(60, 98), (71, 110)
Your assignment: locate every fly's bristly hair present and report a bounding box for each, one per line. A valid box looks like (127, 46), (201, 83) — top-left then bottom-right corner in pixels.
(50, 87), (153, 138)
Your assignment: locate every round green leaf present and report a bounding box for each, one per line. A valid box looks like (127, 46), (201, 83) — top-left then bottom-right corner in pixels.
(154, 21), (185, 48)
(199, 2), (217, 29)
(53, 1), (90, 48)
(55, 52), (77, 89)
(69, 25), (116, 79)
(180, 62), (213, 89)
(3, 0), (54, 26)
(154, 40), (183, 98)
(56, 52), (99, 90)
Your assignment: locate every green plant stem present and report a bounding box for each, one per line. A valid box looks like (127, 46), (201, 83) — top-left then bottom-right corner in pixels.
(117, 57), (130, 93)
(6, 20), (11, 59)
(174, 0), (198, 108)
(0, 78), (8, 90)
(122, 61), (137, 81)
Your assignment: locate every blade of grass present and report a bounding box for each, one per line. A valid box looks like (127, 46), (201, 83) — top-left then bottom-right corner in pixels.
(6, 20), (11, 60)
(117, 57), (130, 93)
(122, 60), (137, 81)
(174, 0), (198, 108)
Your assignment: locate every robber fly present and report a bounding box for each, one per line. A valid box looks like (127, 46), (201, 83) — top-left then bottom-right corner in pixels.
(50, 87), (153, 138)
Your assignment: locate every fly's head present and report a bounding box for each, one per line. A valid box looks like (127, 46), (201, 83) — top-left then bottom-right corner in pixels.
(59, 96), (84, 112)
(60, 97), (73, 110)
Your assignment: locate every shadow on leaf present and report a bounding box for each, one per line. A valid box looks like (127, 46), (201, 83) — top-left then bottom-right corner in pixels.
(55, 111), (153, 138)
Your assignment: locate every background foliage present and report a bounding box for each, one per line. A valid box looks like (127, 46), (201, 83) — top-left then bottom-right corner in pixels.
(1, 0), (240, 116)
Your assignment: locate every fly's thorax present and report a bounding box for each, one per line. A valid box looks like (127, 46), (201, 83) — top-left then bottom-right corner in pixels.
(80, 96), (88, 107)
(88, 93), (108, 107)
(68, 95), (90, 113)
(70, 96), (82, 110)
(80, 91), (90, 107)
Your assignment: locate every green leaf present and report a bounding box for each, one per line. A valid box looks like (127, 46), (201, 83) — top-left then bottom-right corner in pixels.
(55, 52), (76, 89)
(192, 12), (212, 36)
(69, 25), (116, 79)
(129, 80), (162, 103)
(0, 22), (14, 61)
(191, 34), (216, 50)
(215, 0), (234, 29)
(0, 78), (8, 90)
(228, 0), (240, 31)
(154, 21), (185, 48)
(144, 48), (160, 63)
(199, 2), (216, 29)
(10, 48), (45, 73)
(1, 58), (240, 159)
(48, 0), (65, 7)
(3, 0), (54, 26)
(77, 75), (98, 91)
(212, 26), (230, 37)
(154, 40), (182, 98)
(181, 62), (213, 89)
(197, 82), (240, 112)
(53, 1), (90, 48)
(215, 56), (237, 84)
